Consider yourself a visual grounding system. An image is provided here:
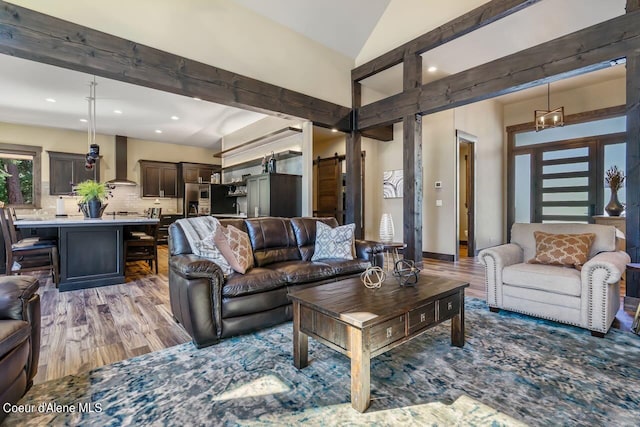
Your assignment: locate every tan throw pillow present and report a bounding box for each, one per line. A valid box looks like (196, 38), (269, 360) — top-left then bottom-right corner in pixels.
(214, 225), (254, 274)
(528, 231), (596, 269)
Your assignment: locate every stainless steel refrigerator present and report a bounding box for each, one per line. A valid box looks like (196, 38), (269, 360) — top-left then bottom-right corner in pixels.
(181, 183), (210, 217)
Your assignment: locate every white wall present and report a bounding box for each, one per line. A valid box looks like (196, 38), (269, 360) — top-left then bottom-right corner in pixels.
(11, 0), (354, 107)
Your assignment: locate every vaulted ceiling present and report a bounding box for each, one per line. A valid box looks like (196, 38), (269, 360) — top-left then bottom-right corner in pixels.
(0, 0), (628, 147)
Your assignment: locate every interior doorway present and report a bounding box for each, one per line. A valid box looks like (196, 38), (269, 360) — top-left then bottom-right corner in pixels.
(457, 131), (476, 259)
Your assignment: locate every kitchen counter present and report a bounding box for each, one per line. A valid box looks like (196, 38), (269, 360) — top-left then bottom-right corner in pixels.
(16, 216), (159, 228)
(15, 216), (158, 292)
(211, 213), (247, 219)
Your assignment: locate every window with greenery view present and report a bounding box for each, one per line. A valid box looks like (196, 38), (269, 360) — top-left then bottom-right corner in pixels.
(0, 143), (41, 208)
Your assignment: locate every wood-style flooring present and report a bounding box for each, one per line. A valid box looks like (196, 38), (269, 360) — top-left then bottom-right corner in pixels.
(32, 246), (635, 385)
(34, 246), (190, 384)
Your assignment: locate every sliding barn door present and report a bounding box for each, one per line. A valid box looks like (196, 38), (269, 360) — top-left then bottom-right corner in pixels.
(316, 157), (342, 222)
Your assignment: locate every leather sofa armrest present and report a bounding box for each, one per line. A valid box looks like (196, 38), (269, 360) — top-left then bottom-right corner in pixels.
(168, 254), (225, 348)
(582, 250), (631, 285)
(169, 254), (225, 281)
(355, 240), (384, 265)
(0, 276), (39, 321)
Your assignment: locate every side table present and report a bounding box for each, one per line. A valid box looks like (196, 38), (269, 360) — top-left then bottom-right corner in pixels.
(380, 242), (406, 271)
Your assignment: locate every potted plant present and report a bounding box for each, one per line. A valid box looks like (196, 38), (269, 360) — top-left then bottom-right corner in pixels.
(604, 165), (625, 216)
(74, 180), (111, 218)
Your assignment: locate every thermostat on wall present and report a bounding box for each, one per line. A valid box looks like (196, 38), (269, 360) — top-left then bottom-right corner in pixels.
(434, 181), (442, 188)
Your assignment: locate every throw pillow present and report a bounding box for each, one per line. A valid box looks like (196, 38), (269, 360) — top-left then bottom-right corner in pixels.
(214, 225), (254, 274)
(311, 222), (355, 261)
(192, 234), (234, 276)
(528, 231), (596, 269)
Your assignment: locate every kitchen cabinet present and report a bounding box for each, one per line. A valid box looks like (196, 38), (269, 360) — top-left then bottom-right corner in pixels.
(246, 173), (301, 218)
(180, 162), (220, 183)
(139, 160), (178, 198)
(48, 151), (99, 195)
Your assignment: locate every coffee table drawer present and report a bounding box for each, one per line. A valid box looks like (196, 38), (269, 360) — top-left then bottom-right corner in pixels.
(408, 302), (435, 334)
(370, 315), (405, 350)
(438, 294), (460, 320)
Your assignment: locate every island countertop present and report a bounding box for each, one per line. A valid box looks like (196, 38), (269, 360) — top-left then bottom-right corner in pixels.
(14, 216), (159, 228)
(13, 216), (161, 292)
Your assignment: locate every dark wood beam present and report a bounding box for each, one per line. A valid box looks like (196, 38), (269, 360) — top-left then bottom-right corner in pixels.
(360, 126), (393, 141)
(358, 10), (640, 130)
(351, 0), (540, 82)
(403, 53), (423, 264)
(626, 0), (640, 300)
(346, 83), (363, 238)
(0, 1), (350, 130)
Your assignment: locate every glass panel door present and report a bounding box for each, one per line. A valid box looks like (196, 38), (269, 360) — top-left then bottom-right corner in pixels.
(535, 144), (594, 223)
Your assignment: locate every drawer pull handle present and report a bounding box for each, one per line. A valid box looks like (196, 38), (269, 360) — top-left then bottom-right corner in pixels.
(447, 302), (453, 310)
(420, 313), (426, 322)
(386, 327), (393, 338)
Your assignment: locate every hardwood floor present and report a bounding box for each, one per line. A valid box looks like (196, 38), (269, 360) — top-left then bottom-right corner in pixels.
(34, 245), (190, 384)
(31, 247), (635, 385)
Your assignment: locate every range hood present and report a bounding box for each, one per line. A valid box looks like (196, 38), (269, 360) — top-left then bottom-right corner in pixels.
(106, 135), (137, 186)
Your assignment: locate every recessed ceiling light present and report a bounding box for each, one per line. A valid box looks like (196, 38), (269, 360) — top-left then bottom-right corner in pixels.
(155, 129), (163, 134)
(113, 110), (123, 114)
(427, 66), (438, 73)
(79, 118), (88, 123)
(331, 129), (338, 133)
(171, 115), (180, 120)
(193, 97), (202, 101)
(45, 98), (56, 103)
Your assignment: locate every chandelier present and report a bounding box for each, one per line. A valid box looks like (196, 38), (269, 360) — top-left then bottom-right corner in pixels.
(534, 83), (564, 132)
(85, 77), (100, 170)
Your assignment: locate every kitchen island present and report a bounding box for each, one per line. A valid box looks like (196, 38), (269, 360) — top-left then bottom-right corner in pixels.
(15, 216), (159, 292)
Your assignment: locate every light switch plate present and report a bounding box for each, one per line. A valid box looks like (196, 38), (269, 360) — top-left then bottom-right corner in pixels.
(436, 200), (443, 207)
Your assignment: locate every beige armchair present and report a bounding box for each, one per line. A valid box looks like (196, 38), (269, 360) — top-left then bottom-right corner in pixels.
(478, 223), (630, 337)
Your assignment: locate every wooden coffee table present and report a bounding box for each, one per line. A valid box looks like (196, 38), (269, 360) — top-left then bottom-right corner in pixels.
(289, 274), (469, 412)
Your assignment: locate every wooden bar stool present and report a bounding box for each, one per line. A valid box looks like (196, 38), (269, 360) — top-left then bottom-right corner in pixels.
(0, 207), (59, 286)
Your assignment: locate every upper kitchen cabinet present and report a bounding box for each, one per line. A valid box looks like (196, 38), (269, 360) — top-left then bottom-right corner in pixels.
(48, 151), (99, 195)
(180, 162), (221, 184)
(139, 160), (178, 197)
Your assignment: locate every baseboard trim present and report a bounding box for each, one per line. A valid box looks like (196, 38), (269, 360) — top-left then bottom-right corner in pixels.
(422, 251), (455, 262)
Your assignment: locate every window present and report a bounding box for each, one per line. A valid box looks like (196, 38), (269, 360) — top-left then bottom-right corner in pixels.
(0, 143), (42, 208)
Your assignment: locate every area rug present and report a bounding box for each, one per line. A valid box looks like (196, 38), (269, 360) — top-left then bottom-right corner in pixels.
(5, 298), (640, 426)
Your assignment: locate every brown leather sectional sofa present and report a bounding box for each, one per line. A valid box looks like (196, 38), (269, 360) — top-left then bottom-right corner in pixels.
(168, 217), (383, 348)
(0, 276), (40, 423)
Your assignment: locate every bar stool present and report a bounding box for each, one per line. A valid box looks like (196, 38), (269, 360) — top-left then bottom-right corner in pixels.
(0, 207), (59, 286)
(124, 208), (161, 274)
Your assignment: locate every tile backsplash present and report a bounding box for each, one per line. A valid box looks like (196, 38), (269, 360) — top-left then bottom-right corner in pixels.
(16, 183), (181, 218)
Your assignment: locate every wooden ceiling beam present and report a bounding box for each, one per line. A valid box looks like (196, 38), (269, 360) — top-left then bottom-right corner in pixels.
(351, 0), (541, 83)
(0, 1), (351, 130)
(357, 10), (640, 130)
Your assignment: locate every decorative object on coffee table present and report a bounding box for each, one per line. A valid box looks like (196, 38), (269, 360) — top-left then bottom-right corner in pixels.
(360, 266), (385, 289)
(393, 259), (421, 286)
(379, 213), (394, 243)
(604, 165), (625, 216)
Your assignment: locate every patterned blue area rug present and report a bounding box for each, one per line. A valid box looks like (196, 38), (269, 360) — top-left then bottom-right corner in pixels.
(5, 298), (640, 426)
